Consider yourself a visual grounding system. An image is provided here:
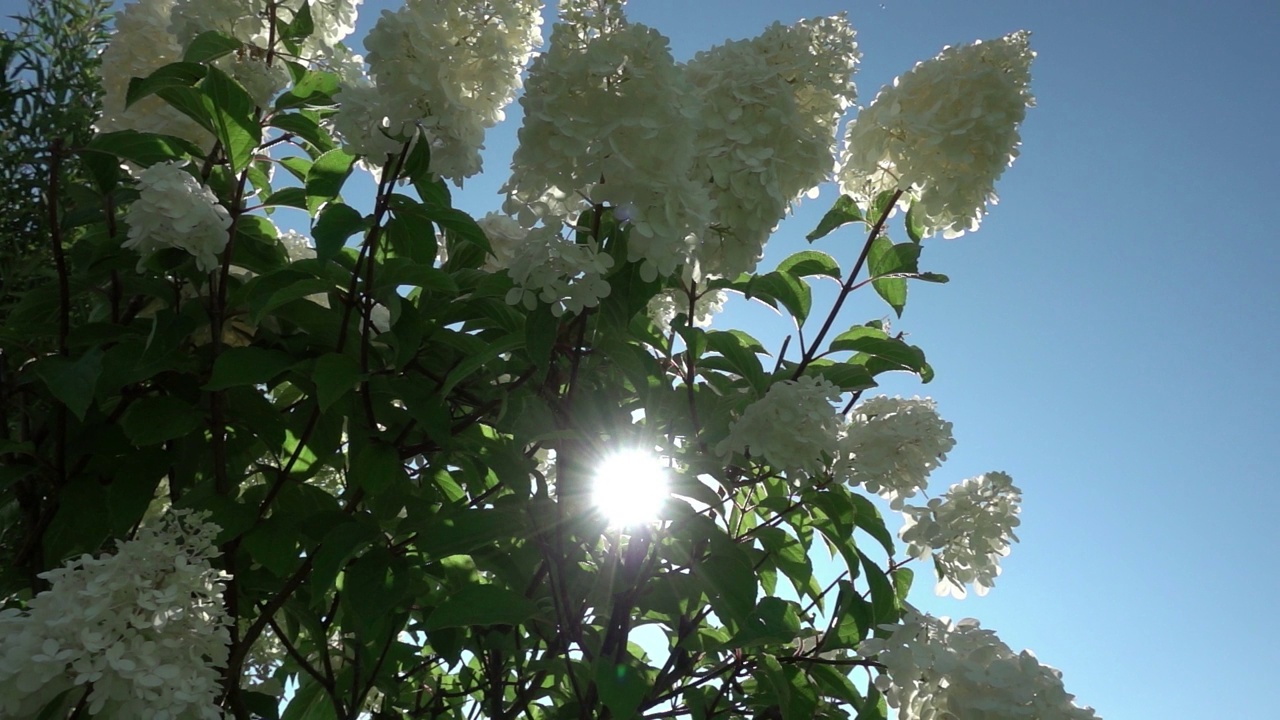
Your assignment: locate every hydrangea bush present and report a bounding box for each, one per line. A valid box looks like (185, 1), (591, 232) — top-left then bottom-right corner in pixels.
(0, 0), (1099, 718)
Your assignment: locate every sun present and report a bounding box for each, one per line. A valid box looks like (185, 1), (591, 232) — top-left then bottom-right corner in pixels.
(591, 449), (669, 527)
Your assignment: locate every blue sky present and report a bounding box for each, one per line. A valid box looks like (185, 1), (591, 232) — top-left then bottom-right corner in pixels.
(10, 0), (1278, 715)
(367, 1), (1275, 717)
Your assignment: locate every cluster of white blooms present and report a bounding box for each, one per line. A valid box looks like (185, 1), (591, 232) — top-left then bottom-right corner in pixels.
(645, 286), (727, 334)
(558, 0), (628, 41)
(475, 212), (529, 272)
(686, 15), (860, 278)
(503, 20), (711, 281)
(504, 225), (614, 317)
(718, 376), (844, 477)
(860, 609), (1100, 720)
(169, 0), (361, 55)
(0, 511), (230, 719)
(838, 31), (1035, 238)
(333, 0), (542, 181)
(839, 396), (955, 508)
(97, 0), (211, 145)
(123, 161), (232, 272)
(900, 471), (1022, 598)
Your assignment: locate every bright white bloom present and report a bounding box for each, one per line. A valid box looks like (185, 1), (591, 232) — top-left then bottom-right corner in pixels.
(503, 21), (712, 281)
(859, 609), (1100, 720)
(646, 286), (726, 334)
(838, 31), (1035, 238)
(899, 471), (1022, 598)
(169, 0), (361, 55)
(503, 224), (614, 317)
(475, 212), (528, 272)
(333, 0), (542, 181)
(839, 396), (955, 508)
(558, 0), (627, 41)
(97, 0), (210, 145)
(717, 375), (844, 477)
(687, 15), (859, 278)
(124, 162), (232, 272)
(0, 511), (230, 719)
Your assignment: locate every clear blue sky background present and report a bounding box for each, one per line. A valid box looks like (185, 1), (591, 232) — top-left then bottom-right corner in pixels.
(10, 0), (1278, 716)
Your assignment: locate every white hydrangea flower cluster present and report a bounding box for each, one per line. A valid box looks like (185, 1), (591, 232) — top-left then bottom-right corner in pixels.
(557, 0), (628, 42)
(97, 0), (211, 145)
(0, 511), (230, 719)
(717, 376), (845, 477)
(169, 0), (361, 55)
(504, 225), (615, 317)
(859, 609), (1100, 720)
(475, 212), (529, 272)
(645, 286), (727, 334)
(333, 0), (542, 181)
(900, 471), (1022, 598)
(686, 15), (860, 278)
(839, 396), (955, 508)
(503, 20), (712, 281)
(123, 161), (232, 272)
(838, 31), (1035, 238)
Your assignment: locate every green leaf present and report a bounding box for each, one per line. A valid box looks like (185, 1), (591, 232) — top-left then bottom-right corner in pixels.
(341, 546), (408, 636)
(728, 596), (803, 648)
(155, 86), (216, 133)
(312, 353), (362, 411)
(125, 61), (207, 109)
(282, 0), (314, 41)
(866, 238), (921, 317)
(200, 65), (260, 170)
(312, 202), (366, 262)
(182, 31), (241, 63)
(261, 186), (307, 210)
(82, 130), (202, 170)
(859, 550), (900, 625)
(905, 202), (927, 243)
(121, 395), (203, 446)
(756, 527), (817, 602)
(408, 507), (523, 559)
(893, 567), (914, 607)
(801, 360), (875, 392)
(806, 194), (864, 242)
(305, 148), (356, 215)
(311, 517), (384, 598)
(594, 660), (649, 720)
(275, 69), (339, 110)
(850, 494), (894, 555)
(32, 348), (102, 421)
(694, 529), (756, 629)
(349, 440), (405, 496)
(267, 113), (335, 153)
(830, 326), (931, 380)
(426, 584), (539, 629)
(439, 334), (521, 396)
(747, 271), (812, 326)
(204, 347), (293, 390)
(705, 330), (767, 393)
(776, 250), (841, 279)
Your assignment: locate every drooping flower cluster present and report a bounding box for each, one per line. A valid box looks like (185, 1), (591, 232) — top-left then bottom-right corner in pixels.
(839, 396), (955, 508)
(503, 20), (711, 281)
(123, 161), (232, 272)
(503, 224), (615, 317)
(333, 0), (542, 180)
(168, 0), (361, 55)
(686, 15), (860, 277)
(859, 609), (1100, 720)
(97, 0), (210, 145)
(717, 375), (845, 477)
(0, 511), (230, 719)
(838, 31), (1035, 238)
(900, 471), (1022, 597)
(646, 286), (727, 334)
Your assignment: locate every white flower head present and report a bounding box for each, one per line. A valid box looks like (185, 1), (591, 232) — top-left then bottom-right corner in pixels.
(476, 212), (529, 272)
(859, 609), (1100, 720)
(97, 0), (211, 145)
(899, 471), (1022, 598)
(717, 375), (844, 477)
(646, 286), (726, 335)
(503, 224), (614, 317)
(503, 20), (712, 281)
(0, 511), (230, 719)
(838, 31), (1035, 238)
(334, 0), (542, 183)
(839, 395), (955, 508)
(687, 14), (860, 278)
(123, 161), (232, 272)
